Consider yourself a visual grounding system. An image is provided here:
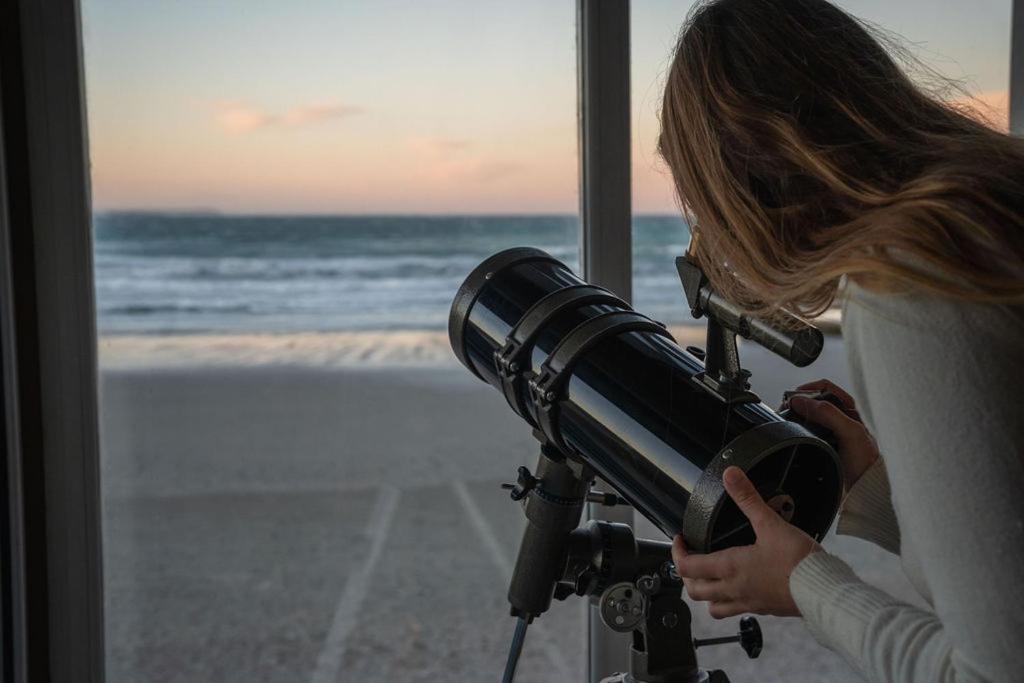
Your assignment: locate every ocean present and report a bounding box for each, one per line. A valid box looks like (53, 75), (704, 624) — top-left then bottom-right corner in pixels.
(93, 213), (693, 335)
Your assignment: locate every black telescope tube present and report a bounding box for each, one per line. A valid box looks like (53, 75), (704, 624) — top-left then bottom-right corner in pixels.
(449, 248), (842, 552)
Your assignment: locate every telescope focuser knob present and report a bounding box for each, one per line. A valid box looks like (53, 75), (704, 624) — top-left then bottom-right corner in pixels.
(501, 466), (539, 501)
(693, 616), (763, 659)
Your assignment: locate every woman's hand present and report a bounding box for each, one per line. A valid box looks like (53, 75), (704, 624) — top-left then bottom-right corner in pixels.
(672, 466), (820, 619)
(787, 379), (880, 491)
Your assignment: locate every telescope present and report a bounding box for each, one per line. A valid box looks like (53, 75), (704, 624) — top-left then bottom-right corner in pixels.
(448, 247), (843, 682)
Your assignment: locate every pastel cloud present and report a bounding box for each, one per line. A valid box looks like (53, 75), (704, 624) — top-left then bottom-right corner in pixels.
(406, 136), (474, 155)
(432, 137), (473, 152)
(460, 160), (522, 183)
(405, 136), (524, 185)
(213, 100), (362, 132)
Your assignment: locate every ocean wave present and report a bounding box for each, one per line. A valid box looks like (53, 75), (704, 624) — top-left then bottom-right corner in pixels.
(93, 213), (689, 335)
(102, 303), (258, 316)
(95, 253), (532, 283)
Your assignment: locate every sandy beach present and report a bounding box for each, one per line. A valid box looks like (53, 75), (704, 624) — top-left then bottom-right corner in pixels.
(100, 331), (917, 682)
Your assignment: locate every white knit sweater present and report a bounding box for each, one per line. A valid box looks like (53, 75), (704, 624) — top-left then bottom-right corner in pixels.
(788, 283), (1024, 681)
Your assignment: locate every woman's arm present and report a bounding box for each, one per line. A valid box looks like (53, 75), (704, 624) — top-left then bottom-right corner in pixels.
(790, 552), (971, 681)
(786, 381), (901, 555)
(676, 291), (1024, 681)
(835, 457), (900, 555)
(794, 291), (1024, 681)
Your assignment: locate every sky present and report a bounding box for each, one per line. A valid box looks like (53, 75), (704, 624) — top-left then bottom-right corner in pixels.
(82, 0), (1013, 215)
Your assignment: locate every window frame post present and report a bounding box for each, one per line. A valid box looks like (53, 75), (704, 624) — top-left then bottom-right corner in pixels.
(0, 1), (105, 681)
(577, 1), (633, 680)
(1011, 0), (1024, 134)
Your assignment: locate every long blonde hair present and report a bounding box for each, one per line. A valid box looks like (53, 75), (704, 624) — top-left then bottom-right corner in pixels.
(659, 0), (1024, 318)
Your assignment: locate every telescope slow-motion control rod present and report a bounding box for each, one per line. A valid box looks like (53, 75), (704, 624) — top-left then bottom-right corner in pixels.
(449, 248), (843, 682)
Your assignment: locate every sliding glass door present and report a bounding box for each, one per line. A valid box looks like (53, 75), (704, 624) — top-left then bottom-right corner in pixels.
(81, 2), (583, 680)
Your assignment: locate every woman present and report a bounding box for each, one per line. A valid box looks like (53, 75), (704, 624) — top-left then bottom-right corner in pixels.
(658, 0), (1024, 680)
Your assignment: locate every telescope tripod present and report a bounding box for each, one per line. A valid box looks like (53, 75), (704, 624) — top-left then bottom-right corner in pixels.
(501, 443), (762, 683)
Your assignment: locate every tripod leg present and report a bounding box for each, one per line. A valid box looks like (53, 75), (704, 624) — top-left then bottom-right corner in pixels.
(502, 616), (530, 683)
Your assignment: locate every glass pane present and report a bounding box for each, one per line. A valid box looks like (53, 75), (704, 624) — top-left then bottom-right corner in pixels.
(83, 2), (582, 681)
(630, 2), (1010, 681)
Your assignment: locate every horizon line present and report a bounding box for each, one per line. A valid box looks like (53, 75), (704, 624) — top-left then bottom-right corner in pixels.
(93, 209), (686, 218)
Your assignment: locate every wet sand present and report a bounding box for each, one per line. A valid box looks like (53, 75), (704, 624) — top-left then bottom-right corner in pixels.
(100, 335), (917, 682)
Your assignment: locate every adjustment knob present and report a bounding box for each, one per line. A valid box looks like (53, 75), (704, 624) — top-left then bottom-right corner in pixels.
(739, 616), (762, 659)
(500, 466), (539, 501)
(693, 616), (763, 659)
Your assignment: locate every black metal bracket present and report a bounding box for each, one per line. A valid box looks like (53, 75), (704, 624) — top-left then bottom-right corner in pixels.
(449, 247), (561, 381)
(494, 284), (625, 421)
(528, 311), (674, 449)
(676, 258), (759, 405)
(693, 317), (759, 404)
